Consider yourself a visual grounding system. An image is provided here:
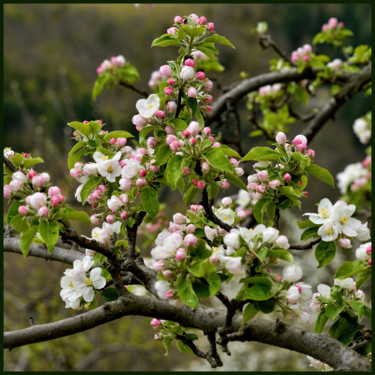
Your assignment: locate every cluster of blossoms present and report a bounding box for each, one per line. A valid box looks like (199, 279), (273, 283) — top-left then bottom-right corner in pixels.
(337, 156), (371, 195)
(321, 17), (345, 32)
(291, 44), (313, 63)
(355, 242), (372, 264)
(258, 83), (282, 97)
(353, 114), (371, 145)
(309, 277), (366, 314)
(245, 133), (313, 207)
(326, 58), (343, 71)
(60, 256), (106, 309)
(167, 13), (214, 36)
(304, 198), (370, 244)
(96, 55), (126, 75)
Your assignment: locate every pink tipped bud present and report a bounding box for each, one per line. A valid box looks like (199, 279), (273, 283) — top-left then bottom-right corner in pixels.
(169, 141), (181, 151)
(186, 224), (196, 233)
(116, 138), (127, 147)
(269, 180), (281, 190)
(121, 211), (128, 220)
(322, 24), (328, 31)
(174, 15), (183, 23)
(230, 158), (239, 167)
(368, 259), (372, 265)
(209, 254), (219, 264)
(27, 169), (37, 179)
(168, 78), (176, 86)
(189, 137), (197, 146)
(182, 130), (191, 138)
(18, 205), (28, 216)
(159, 64), (172, 78)
(187, 87), (197, 98)
(175, 248), (186, 261)
(184, 234), (198, 246)
(256, 184), (266, 193)
(198, 16), (207, 25)
(328, 17), (338, 29)
(207, 22), (214, 32)
(203, 127), (211, 136)
(165, 290), (174, 300)
(366, 245), (371, 255)
(306, 149), (315, 158)
(297, 142), (307, 153)
(213, 142), (221, 148)
(202, 162), (210, 172)
(90, 215), (101, 226)
(304, 192), (309, 197)
(220, 180), (230, 190)
(283, 173), (291, 182)
(150, 318), (161, 327)
(153, 260), (165, 272)
(109, 138), (116, 145)
(187, 121), (200, 135)
(162, 270), (173, 279)
(164, 86), (174, 96)
(339, 21), (344, 28)
(257, 170), (269, 182)
(120, 194), (129, 204)
(132, 114), (147, 127)
(180, 66), (195, 80)
(183, 166), (190, 175)
(166, 134), (177, 145)
(106, 215), (115, 224)
(197, 181), (205, 190)
(38, 206), (49, 217)
(275, 132), (287, 144)
(136, 178), (147, 188)
(51, 196), (60, 206)
(205, 79), (213, 90)
(184, 58), (195, 68)
(139, 169), (147, 177)
(155, 110), (166, 119)
(339, 238), (352, 249)
(222, 197), (232, 206)
(167, 101), (177, 113)
(196, 71), (206, 80)
(192, 179), (198, 186)
(48, 186), (61, 197)
(302, 55), (309, 62)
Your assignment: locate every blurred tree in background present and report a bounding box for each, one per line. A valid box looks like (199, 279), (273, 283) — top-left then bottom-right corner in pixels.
(3, 3), (371, 371)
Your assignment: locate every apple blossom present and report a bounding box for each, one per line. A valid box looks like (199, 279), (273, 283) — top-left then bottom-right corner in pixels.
(282, 264), (303, 282)
(136, 94), (160, 118)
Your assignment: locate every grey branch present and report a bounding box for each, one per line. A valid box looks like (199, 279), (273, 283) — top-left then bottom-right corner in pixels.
(4, 294), (370, 371)
(4, 237), (84, 265)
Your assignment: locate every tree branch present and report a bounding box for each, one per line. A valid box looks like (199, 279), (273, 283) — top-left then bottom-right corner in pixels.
(303, 63), (371, 142)
(4, 156), (19, 173)
(258, 33), (293, 64)
(119, 81), (148, 98)
(4, 294), (370, 371)
(289, 238), (320, 250)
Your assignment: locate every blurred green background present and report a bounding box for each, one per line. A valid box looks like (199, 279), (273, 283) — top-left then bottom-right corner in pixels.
(3, 3), (371, 371)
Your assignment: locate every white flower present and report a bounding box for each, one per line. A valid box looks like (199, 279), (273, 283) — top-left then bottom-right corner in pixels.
(215, 207), (236, 225)
(75, 267), (106, 302)
(334, 277), (356, 291)
(304, 198), (333, 224)
(204, 226), (218, 242)
(155, 280), (170, 299)
(221, 256), (242, 273)
(237, 189), (251, 208)
(355, 290), (365, 302)
(332, 200), (357, 237)
(151, 246), (174, 260)
(275, 235), (290, 249)
(286, 286), (300, 304)
(163, 232), (183, 252)
(352, 221), (370, 241)
(353, 117), (371, 144)
(136, 94), (160, 118)
(317, 284), (331, 298)
(29, 192), (47, 210)
(121, 158), (142, 179)
(318, 219), (339, 242)
(283, 264), (303, 282)
(262, 227), (279, 243)
(12, 171), (27, 183)
(72, 256), (94, 273)
(337, 162), (367, 194)
(95, 151), (122, 182)
(355, 242), (371, 261)
(107, 195), (123, 211)
(224, 230), (240, 249)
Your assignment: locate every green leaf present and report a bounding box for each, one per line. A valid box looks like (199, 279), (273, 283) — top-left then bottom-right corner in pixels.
(314, 311), (328, 333)
(176, 340), (195, 356)
(23, 157), (44, 169)
(291, 152), (311, 168)
(219, 145), (241, 158)
(165, 155), (183, 190)
(163, 337), (173, 356)
(183, 184), (198, 204)
(356, 268), (371, 289)
(60, 207), (91, 224)
(194, 106), (205, 128)
(92, 73), (112, 100)
(207, 181), (220, 200)
(335, 260), (367, 279)
(267, 248), (294, 263)
(241, 147), (280, 162)
(203, 34), (235, 49)
(19, 225), (38, 257)
(188, 259), (216, 278)
(10, 214), (29, 233)
(224, 171), (248, 191)
(306, 164), (335, 188)
(169, 118), (188, 131)
(204, 148), (233, 172)
(348, 300), (365, 319)
(241, 277), (274, 301)
(301, 226), (320, 241)
(118, 63), (140, 85)
(253, 197), (270, 223)
(190, 239), (212, 260)
(329, 317), (358, 345)
(151, 34), (180, 47)
(242, 303), (258, 325)
(68, 141), (85, 169)
(68, 121), (91, 137)
(254, 299), (275, 314)
(7, 200), (22, 225)
(177, 276), (199, 309)
(296, 219), (315, 229)
(38, 220), (60, 254)
(326, 302), (345, 321)
(105, 130), (134, 140)
(315, 241), (336, 268)
(186, 97), (197, 114)
(153, 143), (174, 166)
(207, 273), (221, 296)
(80, 176), (102, 204)
(9, 153), (24, 167)
(140, 186), (159, 218)
(101, 288), (119, 302)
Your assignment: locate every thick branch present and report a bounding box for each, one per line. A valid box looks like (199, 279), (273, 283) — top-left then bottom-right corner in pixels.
(303, 63), (371, 142)
(4, 237), (83, 264)
(4, 294), (370, 371)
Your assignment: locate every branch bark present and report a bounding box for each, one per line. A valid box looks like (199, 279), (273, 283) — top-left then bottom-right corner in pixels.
(4, 294), (370, 371)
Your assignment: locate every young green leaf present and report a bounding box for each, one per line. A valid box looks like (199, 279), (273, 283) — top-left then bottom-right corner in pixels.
(204, 148), (233, 172)
(165, 155), (183, 190)
(38, 220), (60, 254)
(306, 164), (335, 188)
(242, 147), (280, 162)
(80, 176), (102, 204)
(140, 186), (159, 218)
(315, 241), (336, 268)
(23, 157), (44, 169)
(20, 225), (39, 258)
(242, 303), (258, 325)
(68, 141), (85, 169)
(177, 277), (199, 309)
(203, 34), (235, 49)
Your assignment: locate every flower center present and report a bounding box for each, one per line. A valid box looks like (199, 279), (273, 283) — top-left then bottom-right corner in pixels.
(339, 215), (349, 225)
(101, 155), (109, 161)
(107, 165), (113, 173)
(86, 278), (93, 286)
(93, 232), (99, 239)
(327, 227), (335, 235)
(69, 281), (74, 289)
(148, 104), (154, 109)
(319, 208), (329, 219)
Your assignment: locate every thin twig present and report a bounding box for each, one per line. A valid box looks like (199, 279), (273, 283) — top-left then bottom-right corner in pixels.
(289, 238), (320, 250)
(119, 81), (148, 98)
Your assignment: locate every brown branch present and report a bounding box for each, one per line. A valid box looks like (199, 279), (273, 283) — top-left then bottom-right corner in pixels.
(303, 63), (371, 142)
(289, 238), (320, 250)
(4, 294), (370, 371)
(3, 156), (18, 173)
(258, 34), (293, 64)
(119, 81), (148, 98)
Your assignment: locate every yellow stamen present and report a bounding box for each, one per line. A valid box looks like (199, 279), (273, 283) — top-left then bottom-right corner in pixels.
(148, 104), (154, 109)
(93, 232), (99, 239)
(339, 215), (349, 225)
(69, 281), (74, 289)
(101, 155), (109, 161)
(319, 208), (329, 219)
(107, 166), (113, 173)
(327, 228), (334, 235)
(86, 278), (93, 286)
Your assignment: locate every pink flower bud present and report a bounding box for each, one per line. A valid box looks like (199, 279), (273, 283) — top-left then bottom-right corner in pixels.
(209, 254), (219, 264)
(203, 127), (211, 135)
(38, 206), (49, 217)
(18, 205), (28, 216)
(70, 168), (81, 179)
(169, 141), (181, 151)
(302, 54), (309, 62)
(166, 135), (177, 145)
(292, 134), (307, 145)
(306, 149), (315, 158)
(235, 167), (244, 176)
(297, 142), (307, 153)
(121, 211), (129, 220)
(192, 179), (198, 186)
(50, 196), (60, 206)
(106, 215), (114, 224)
(183, 166), (190, 175)
(322, 24), (328, 31)
(189, 137), (197, 146)
(180, 66), (195, 80)
(167, 101), (177, 113)
(150, 318), (161, 327)
(230, 158), (239, 167)
(160, 64), (172, 78)
(256, 184), (266, 193)
(173, 213), (185, 224)
(204, 95), (213, 105)
(275, 132), (287, 144)
(269, 180), (281, 189)
(175, 248), (186, 261)
(187, 121), (200, 135)
(155, 110), (166, 119)
(202, 162), (210, 172)
(165, 290), (174, 300)
(205, 79), (213, 90)
(31, 175), (45, 187)
(198, 16), (207, 25)
(187, 87), (197, 98)
(368, 259), (371, 265)
(186, 224), (196, 234)
(196, 71), (206, 80)
(132, 114), (147, 127)
(328, 17), (338, 28)
(339, 238), (352, 249)
(189, 13), (199, 23)
(48, 186), (61, 197)
(207, 22), (214, 32)
(162, 270), (173, 279)
(304, 192), (309, 197)
(120, 194), (129, 204)
(164, 86), (174, 96)
(147, 138), (157, 149)
(27, 169), (37, 179)
(366, 245), (371, 255)
(184, 234), (198, 246)
(257, 170), (269, 182)
(139, 169), (147, 177)
(283, 173), (291, 182)
(116, 138), (127, 147)
(153, 260), (165, 272)
(174, 15), (183, 23)
(339, 22), (344, 28)
(209, 136), (215, 143)
(222, 197), (232, 206)
(184, 58), (195, 68)
(136, 178), (147, 188)
(168, 78), (176, 86)
(182, 130), (191, 138)
(10, 179), (23, 192)
(109, 138), (117, 145)
(197, 181), (205, 190)
(213, 142), (221, 148)
(220, 180), (230, 190)
(90, 214), (101, 226)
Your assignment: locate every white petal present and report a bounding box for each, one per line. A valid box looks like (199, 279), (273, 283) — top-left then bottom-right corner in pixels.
(82, 287), (95, 302)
